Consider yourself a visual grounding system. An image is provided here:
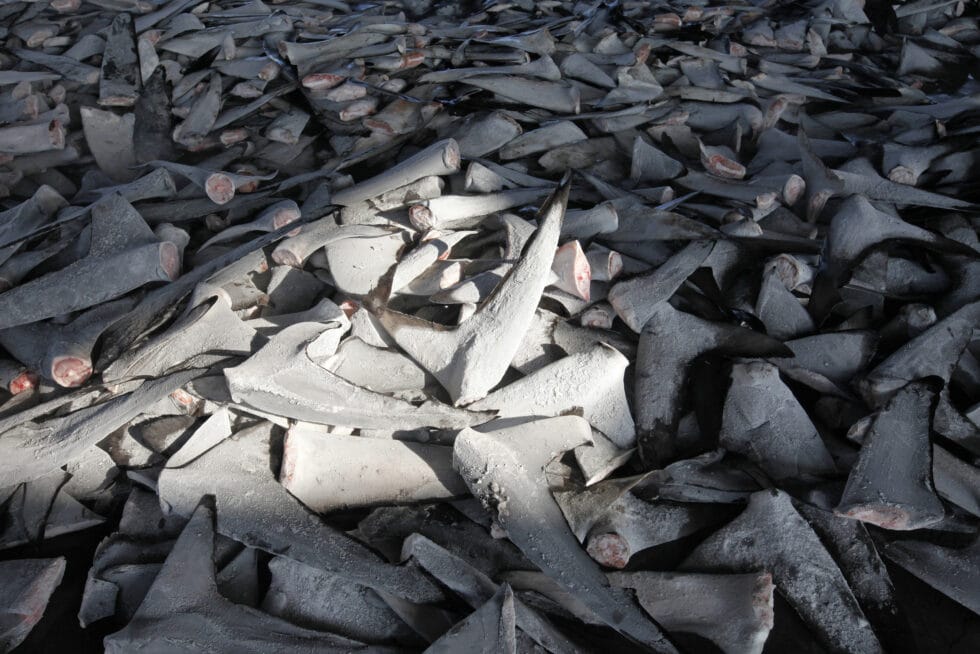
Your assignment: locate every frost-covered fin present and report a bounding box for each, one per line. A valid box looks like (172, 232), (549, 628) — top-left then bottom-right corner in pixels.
(369, 174), (571, 405)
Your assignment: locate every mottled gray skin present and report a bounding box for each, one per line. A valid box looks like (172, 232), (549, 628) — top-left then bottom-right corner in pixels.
(332, 139), (460, 206)
(103, 297), (259, 383)
(0, 369), (202, 487)
(453, 417), (679, 653)
(797, 503), (916, 654)
(811, 194), (976, 321)
(261, 556), (420, 646)
(878, 532), (980, 616)
(0, 194), (176, 330)
(635, 302), (791, 466)
(609, 571), (775, 654)
(467, 344), (635, 448)
(96, 221), (307, 369)
(370, 176), (571, 406)
(0, 185), (65, 256)
(402, 534), (586, 654)
(859, 300), (980, 407)
(836, 381), (946, 531)
(720, 361), (837, 482)
(424, 584), (516, 654)
(157, 424), (447, 604)
(99, 13), (140, 107)
(104, 502), (399, 654)
(225, 322), (489, 430)
(608, 240), (713, 333)
(0, 557), (66, 652)
(682, 491), (883, 654)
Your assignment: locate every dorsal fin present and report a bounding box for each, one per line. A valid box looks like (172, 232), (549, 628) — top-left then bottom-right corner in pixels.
(134, 500), (218, 617)
(424, 584), (516, 654)
(89, 193), (157, 258)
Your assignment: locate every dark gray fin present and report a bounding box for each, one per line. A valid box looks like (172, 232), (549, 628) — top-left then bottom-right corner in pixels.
(720, 361), (837, 482)
(0, 557), (66, 652)
(797, 502), (917, 654)
(859, 300), (980, 406)
(0, 240), (177, 330)
(402, 533), (588, 654)
(681, 490), (884, 653)
(424, 584), (517, 654)
(836, 381), (946, 530)
(635, 302), (791, 465)
(453, 416), (680, 653)
(609, 571), (775, 654)
(99, 13), (140, 108)
(89, 193), (159, 258)
(103, 501), (383, 653)
(877, 532), (980, 616)
(771, 331), (877, 398)
(0, 369), (202, 487)
(156, 423), (447, 604)
(608, 240), (714, 333)
(134, 67), (175, 164)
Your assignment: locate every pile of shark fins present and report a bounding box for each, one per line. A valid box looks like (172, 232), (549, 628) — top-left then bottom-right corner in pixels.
(1, 0), (979, 651)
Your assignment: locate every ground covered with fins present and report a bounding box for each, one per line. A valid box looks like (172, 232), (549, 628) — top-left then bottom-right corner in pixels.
(1, 0), (980, 652)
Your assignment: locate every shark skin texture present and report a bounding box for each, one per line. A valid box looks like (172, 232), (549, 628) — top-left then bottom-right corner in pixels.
(4, 2), (980, 652)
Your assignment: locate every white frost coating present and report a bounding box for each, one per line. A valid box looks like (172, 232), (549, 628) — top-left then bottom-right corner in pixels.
(453, 416), (679, 653)
(468, 344), (636, 448)
(370, 177), (571, 405)
(610, 571), (775, 654)
(281, 432), (467, 512)
(332, 139), (461, 206)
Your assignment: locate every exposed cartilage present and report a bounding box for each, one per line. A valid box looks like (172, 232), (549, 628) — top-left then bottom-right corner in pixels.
(0, 358), (39, 395)
(145, 160), (276, 205)
(584, 493), (723, 569)
(550, 240), (591, 301)
(608, 240), (713, 333)
(369, 176), (571, 405)
(409, 188), (551, 231)
(0, 194), (178, 330)
(43, 297), (138, 387)
(0, 119), (66, 155)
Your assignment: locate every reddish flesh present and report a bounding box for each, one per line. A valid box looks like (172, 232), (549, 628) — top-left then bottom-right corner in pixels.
(205, 173), (235, 204)
(586, 532), (630, 569)
(159, 241), (181, 280)
(706, 154), (746, 179)
(51, 356), (93, 388)
(838, 505), (912, 530)
(272, 207), (302, 230)
(9, 370), (39, 395)
(301, 73), (345, 90)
